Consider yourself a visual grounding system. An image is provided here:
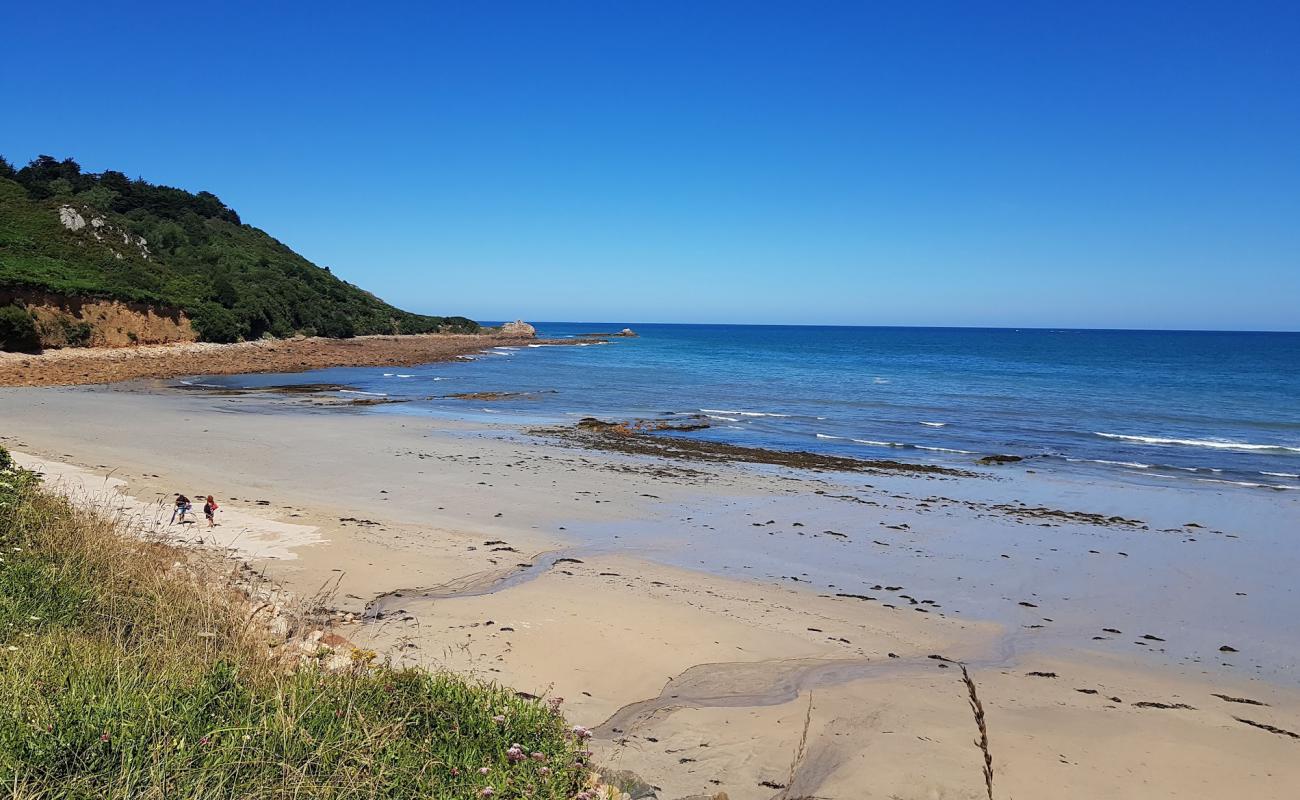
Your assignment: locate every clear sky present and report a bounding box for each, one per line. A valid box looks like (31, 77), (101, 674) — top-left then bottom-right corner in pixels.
(3, 1), (1298, 330)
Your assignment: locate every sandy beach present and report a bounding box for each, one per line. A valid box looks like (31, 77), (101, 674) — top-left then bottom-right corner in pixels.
(3, 384), (1298, 799)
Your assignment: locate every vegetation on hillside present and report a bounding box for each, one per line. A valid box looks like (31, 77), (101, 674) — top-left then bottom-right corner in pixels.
(0, 447), (590, 798)
(0, 155), (477, 345)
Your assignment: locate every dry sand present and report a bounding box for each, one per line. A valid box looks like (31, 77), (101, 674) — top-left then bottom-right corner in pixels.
(3, 385), (1298, 799)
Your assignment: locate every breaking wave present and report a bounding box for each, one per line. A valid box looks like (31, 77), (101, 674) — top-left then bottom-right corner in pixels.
(1094, 432), (1300, 455)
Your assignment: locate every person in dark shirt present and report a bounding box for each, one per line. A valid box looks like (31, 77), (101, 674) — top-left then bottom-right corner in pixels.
(171, 494), (191, 524)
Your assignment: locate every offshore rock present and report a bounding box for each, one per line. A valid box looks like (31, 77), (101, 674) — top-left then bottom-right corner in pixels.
(977, 454), (1024, 465)
(499, 319), (537, 337)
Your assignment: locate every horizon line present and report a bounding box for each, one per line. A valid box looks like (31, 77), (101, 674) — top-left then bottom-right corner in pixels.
(472, 320), (1300, 335)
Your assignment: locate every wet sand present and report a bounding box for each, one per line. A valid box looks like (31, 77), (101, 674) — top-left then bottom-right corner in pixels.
(3, 385), (1298, 799)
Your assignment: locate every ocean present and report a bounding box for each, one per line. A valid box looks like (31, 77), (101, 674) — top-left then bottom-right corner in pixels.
(201, 323), (1300, 491)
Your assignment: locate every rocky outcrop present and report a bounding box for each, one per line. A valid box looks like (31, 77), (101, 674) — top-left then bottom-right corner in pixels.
(59, 204), (151, 261)
(499, 319), (537, 337)
(976, 454), (1024, 465)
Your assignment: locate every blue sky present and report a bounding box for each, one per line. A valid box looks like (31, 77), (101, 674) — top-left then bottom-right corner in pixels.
(3, 1), (1298, 330)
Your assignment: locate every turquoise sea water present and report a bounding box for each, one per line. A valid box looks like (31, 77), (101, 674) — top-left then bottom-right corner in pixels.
(201, 323), (1300, 491)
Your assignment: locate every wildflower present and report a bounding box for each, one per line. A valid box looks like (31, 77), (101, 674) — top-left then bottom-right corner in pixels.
(492, 714), (506, 723)
(478, 766), (490, 775)
(539, 766), (550, 776)
(571, 724), (592, 739)
(99, 733), (109, 742)
(199, 736), (211, 746)
(548, 696), (564, 709)
(531, 751), (546, 761)
(480, 787), (495, 797)
(451, 767), (460, 776)
(506, 744), (525, 762)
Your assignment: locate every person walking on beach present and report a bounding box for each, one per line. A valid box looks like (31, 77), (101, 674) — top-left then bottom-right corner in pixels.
(171, 494), (192, 524)
(203, 495), (219, 528)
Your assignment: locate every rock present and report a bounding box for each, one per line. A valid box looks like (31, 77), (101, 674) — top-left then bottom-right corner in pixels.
(267, 615), (292, 641)
(597, 768), (657, 799)
(977, 454), (1024, 465)
(499, 319), (536, 337)
(615, 327), (638, 337)
(58, 205), (87, 231)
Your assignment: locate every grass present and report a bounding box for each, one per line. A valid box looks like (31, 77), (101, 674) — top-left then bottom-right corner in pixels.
(0, 447), (591, 799)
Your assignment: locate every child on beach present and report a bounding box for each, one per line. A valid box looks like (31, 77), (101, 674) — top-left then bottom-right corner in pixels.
(203, 495), (219, 528)
(171, 494), (192, 524)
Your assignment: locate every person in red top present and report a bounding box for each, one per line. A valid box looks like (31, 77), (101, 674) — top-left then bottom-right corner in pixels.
(203, 495), (219, 528)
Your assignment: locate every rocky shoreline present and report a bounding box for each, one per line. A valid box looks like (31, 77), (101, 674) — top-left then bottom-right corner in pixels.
(0, 332), (580, 387)
(536, 417), (977, 477)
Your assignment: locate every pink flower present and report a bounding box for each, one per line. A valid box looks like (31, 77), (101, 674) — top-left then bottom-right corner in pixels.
(506, 744), (525, 763)
(571, 725), (592, 739)
(492, 714), (506, 723)
(478, 766), (490, 775)
(99, 733), (110, 742)
(548, 696), (564, 709)
(539, 766), (551, 776)
(199, 736), (211, 746)
(451, 767), (460, 776)
(531, 751), (546, 761)
(480, 787), (495, 798)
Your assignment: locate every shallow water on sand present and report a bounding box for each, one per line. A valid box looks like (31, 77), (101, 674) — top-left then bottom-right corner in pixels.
(198, 323), (1300, 491)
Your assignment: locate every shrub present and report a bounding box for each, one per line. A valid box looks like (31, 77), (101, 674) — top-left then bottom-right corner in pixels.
(189, 302), (246, 343)
(0, 304), (41, 353)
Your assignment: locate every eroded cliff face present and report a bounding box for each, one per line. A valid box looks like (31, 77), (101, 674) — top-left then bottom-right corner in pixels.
(1, 289), (196, 349)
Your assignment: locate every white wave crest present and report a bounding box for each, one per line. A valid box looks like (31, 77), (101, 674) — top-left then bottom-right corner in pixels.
(1262, 471), (1299, 479)
(919, 421), (947, 428)
(1094, 432), (1300, 454)
(340, 390), (387, 397)
(700, 408), (792, 418)
(815, 433), (843, 440)
(1195, 478), (1270, 489)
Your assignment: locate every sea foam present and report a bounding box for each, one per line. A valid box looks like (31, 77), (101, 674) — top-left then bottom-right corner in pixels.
(1094, 432), (1300, 454)
(701, 408), (792, 418)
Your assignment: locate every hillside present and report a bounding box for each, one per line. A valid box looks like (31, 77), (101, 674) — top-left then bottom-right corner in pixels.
(0, 155), (476, 350)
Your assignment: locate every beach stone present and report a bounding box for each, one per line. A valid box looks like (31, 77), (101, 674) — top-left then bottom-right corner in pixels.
(598, 768), (657, 799)
(267, 615), (291, 641)
(499, 319), (536, 337)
